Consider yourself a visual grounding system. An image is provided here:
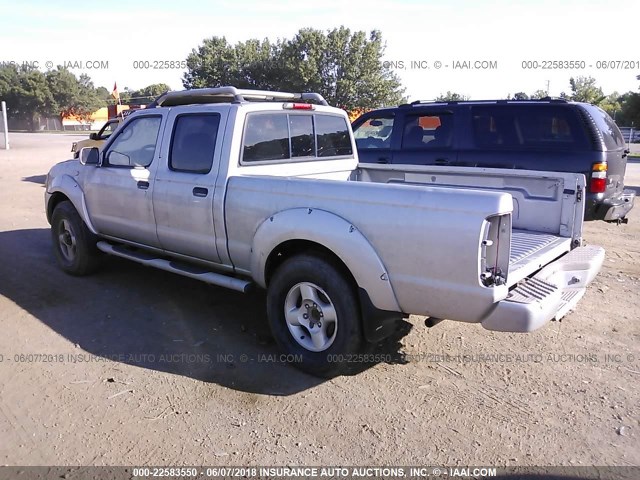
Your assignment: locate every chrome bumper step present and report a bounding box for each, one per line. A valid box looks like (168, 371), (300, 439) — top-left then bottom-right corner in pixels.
(482, 245), (605, 332)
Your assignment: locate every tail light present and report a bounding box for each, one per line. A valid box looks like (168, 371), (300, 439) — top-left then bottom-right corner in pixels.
(590, 163), (607, 193)
(480, 214), (511, 287)
(282, 103), (315, 110)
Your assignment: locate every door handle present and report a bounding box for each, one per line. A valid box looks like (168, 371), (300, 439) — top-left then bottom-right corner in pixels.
(435, 158), (449, 165)
(377, 157), (389, 164)
(192, 187), (208, 197)
(137, 181), (149, 190)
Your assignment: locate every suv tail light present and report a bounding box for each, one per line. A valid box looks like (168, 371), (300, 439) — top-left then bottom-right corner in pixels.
(590, 163), (607, 193)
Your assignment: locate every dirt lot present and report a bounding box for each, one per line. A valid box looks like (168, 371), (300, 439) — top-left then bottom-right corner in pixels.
(0, 133), (638, 467)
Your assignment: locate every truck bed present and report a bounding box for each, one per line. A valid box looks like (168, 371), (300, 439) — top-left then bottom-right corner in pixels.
(355, 164), (583, 288)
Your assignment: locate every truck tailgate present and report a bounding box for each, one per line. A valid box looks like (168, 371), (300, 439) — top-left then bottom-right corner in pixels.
(509, 230), (572, 286)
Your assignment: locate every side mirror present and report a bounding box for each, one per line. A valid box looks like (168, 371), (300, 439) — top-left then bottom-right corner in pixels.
(79, 147), (100, 166)
(89, 132), (99, 140)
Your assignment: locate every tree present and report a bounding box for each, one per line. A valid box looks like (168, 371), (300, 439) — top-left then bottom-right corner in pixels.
(435, 91), (469, 101)
(599, 91), (622, 119)
(95, 86), (111, 102)
(530, 90), (548, 99)
(183, 27), (405, 111)
(512, 92), (529, 100)
(119, 87), (133, 104)
(0, 64), (20, 99)
(569, 76), (605, 104)
(183, 36), (250, 89)
(0, 64), (55, 130)
(46, 67), (105, 124)
(617, 92), (640, 127)
(127, 83), (171, 104)
(0, 65), (108, 130)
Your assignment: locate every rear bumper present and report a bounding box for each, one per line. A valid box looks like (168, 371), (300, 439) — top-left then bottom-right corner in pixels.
(602, 189), (635, 222)
(481, 245), (605, 332)
(588, 189), (635, 222)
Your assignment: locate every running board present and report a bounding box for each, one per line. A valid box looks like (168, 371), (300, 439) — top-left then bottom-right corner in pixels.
(96, 241), (252, 293)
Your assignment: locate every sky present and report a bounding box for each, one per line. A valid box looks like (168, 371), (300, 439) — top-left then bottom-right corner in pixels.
(1, 0), (639, 102)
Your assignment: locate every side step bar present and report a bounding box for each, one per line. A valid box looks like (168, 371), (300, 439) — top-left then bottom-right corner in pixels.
(96, 241), (252, 293)
(481, 245), (605, 332)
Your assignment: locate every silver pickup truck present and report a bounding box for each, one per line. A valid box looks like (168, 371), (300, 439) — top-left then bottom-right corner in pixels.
(45, 87), (605, 376)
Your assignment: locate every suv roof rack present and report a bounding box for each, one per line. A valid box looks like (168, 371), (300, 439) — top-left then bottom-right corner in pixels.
(535, 96), (568, 102)
(147, 87), (329, 108)
(399, 97), (569, 107)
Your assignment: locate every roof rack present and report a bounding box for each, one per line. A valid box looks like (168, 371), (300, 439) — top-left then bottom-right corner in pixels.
(536, 96), (568, 102)
(399, 97), (569, 107)
(147, 87), (329, 108)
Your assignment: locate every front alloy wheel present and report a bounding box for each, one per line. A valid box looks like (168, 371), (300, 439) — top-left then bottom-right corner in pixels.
(51, 201), (102, 276)
(57, 219), (78, 263)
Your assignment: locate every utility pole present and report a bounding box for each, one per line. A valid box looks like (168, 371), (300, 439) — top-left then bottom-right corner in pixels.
(1, 101), (9, 150)
(546, 80), (550, 96)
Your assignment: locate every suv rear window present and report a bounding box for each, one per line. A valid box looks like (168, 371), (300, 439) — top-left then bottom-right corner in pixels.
(242, 113), (352, 163)
(472, 106), (590, 150)
(581, 104), (626, 151)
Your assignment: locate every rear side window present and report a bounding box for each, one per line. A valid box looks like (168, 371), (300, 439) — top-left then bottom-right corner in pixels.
(582, 105), (625, 151)
(316, 115), (353, 157)
(472, 106), (590, 150)
(242, 112), (352, 163)
(354, 115), (394, 149)
(169, 114), (220, 173)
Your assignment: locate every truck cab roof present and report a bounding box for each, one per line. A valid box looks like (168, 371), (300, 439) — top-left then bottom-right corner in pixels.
(145, 86), (329, 109)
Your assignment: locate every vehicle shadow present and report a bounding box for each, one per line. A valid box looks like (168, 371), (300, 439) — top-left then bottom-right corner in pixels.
(22, 174), (47, 185)
(0, 228), (411, 395)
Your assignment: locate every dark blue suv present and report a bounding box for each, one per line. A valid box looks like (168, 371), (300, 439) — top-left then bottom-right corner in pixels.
(352, 99), (635, 222)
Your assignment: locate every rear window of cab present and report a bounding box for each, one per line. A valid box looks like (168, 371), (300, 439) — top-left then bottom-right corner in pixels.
(241, 112), (352, 163)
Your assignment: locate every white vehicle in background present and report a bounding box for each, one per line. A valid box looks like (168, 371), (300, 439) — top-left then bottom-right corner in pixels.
(70, 118), (120, 159)
(45, 87), (604, 376)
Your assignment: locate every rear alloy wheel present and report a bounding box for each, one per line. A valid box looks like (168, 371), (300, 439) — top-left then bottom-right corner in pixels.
(267, 254), (364, 377)
(284, 281), (338, 352)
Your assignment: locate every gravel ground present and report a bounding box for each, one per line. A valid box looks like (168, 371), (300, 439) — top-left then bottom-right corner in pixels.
(0, 133), (638, 468)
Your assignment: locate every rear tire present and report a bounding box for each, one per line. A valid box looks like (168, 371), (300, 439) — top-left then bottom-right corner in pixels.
(51, 201), (102, 276)
(266, 254), (364, 377)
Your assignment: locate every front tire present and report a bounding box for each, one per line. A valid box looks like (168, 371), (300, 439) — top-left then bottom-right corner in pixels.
(51, 201), (102, 276)
(266, 254), (365, 377)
